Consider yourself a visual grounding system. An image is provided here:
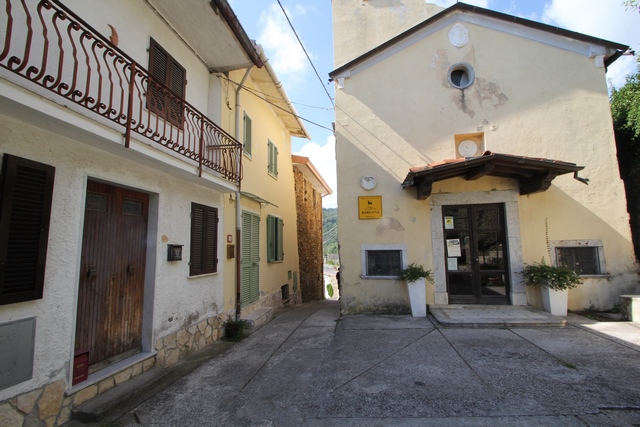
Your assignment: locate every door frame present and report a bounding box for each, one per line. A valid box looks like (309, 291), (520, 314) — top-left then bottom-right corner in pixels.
(430, 190), (527, 306)
(442, 203), (510, 305)
(72, 178), (158, 374)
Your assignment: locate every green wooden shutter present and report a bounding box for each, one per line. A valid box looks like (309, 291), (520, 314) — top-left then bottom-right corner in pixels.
(243, 113), (252, 156)
(0, 154), (55, 305)
(241, 211), (260, 306)
(273, 145), (278, 177)
(267, 215), (275, 262)
(277, 217), (284, 261)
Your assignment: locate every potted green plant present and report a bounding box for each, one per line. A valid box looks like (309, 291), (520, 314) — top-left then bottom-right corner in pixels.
(522, 259), (582, 316)
(399, 263), (433, 318)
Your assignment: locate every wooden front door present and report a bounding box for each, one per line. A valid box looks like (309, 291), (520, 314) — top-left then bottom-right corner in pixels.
(443, 204), (510, 304)
(75, 181), (149, 368)
(241, 211), (260, 306)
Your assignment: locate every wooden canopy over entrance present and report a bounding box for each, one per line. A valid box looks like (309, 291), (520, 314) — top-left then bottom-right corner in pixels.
(401, 152), (586, 200)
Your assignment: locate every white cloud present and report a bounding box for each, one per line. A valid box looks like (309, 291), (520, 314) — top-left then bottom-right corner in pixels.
(258, 4), (309, 85)
(294, 135), (337, 208)
(542, 0), (639, 88)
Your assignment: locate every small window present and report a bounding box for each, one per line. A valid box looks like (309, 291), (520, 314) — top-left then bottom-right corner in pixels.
(448, 63), (474, 89)
(190, 203), (218, 276)
(243, 112), (252, 157)
(267, 215), (284, 262)
(550, 240), (606, 276)
(148, 38), (186, 127)
(0, 154), (55, 305)
(267, 140), (278, 177)
(361, 244), (406, 278)
(556, 247), (601, 275)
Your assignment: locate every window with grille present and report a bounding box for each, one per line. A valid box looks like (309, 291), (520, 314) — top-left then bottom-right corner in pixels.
(267, 215), (284, 262)
(148, 38), (186, 127)
(190, 203), (218, 276)
(0, 154), (55, 305)
(556, 246), (601, 275)
(267, 140), (278, 177)
(549, 240), (607, 276)
(243, 112), (252, 157)
(360, 244), (406, 278)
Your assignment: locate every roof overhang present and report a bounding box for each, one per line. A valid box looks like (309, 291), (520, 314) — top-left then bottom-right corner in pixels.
(292, 155), (333, 196)
(402, 152), (586, 200)
(147, 0), (263, 72)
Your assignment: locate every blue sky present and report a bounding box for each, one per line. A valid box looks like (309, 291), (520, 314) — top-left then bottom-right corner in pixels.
(229, 0), (640, 208)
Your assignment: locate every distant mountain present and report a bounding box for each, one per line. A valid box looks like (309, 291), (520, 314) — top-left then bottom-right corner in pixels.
(322, 208), (338, 255)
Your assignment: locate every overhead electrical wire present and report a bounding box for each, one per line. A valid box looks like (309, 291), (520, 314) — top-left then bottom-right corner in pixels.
(219, 73), (333, 132)
(276, 0), (334, 107)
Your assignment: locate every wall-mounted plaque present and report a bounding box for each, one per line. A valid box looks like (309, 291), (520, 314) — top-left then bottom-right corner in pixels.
(0, 317), (36, 391)
(358, 196), (382, 219)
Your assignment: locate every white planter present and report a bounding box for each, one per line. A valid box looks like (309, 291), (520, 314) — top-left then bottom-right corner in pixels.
(541, 287), (568, 316)
(407, 278), (427, 317)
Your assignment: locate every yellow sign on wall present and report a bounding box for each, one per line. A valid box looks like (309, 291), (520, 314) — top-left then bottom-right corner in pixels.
(358, 196), (382, 219)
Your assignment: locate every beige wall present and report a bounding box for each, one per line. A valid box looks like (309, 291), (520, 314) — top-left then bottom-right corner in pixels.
(334, 12), (638, 312)
(222, 69), (301, 313)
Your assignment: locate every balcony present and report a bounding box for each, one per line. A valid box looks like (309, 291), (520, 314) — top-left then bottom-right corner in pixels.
(0, 0), (242, 184)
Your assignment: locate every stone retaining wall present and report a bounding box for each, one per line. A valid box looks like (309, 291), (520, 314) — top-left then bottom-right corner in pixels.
(0, 313), (229, 426)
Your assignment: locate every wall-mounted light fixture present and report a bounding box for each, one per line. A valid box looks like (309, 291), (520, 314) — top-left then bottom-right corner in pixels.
(167, 244), (183, 261)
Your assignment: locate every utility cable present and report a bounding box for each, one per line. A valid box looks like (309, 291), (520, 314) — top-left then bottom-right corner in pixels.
(276, 0), (334, 107)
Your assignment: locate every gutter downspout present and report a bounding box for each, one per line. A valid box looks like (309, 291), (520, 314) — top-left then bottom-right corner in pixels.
(235, 67), (252, 321)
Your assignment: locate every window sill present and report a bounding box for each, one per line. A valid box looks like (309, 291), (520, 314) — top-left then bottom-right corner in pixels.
(360, 275), (399, 280)
(187, 272), (218, 279)
(578, 274), (610, 279)
(268, 172), (278, 179)
(268, 260), (284, 264)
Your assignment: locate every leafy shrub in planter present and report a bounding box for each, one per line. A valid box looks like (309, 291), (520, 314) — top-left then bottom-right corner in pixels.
(399, 263), (434, 283)
(522, 259), (582, 291)
(223, 319), (249, 341)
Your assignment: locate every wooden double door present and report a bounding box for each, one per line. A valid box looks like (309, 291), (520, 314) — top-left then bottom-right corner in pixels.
(443, 204), (510, 305)
(75, 181), (149, 368)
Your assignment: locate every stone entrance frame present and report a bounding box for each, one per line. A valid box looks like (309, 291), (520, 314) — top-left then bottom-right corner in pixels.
(429, 190), (526, 306)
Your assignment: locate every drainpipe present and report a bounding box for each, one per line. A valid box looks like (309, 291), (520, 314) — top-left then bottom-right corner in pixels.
(235, 67), (252, 320)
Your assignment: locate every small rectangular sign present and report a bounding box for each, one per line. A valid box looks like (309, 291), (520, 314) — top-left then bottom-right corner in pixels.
(358, 196), (382, 219)
(447, 257), (458, 270)
(447, 239), (461, 257)
(0, 318), (36, 391)
(444, 216), (454, 229)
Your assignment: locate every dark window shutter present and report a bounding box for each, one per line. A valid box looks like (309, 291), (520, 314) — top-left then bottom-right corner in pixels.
(277, 218), (284, 261)
(0, 154), (55, 305)
(148, 38), (186, 127)
(190, 203), (218, 276)
(267, 215), (275, 262)
(243, 113), (252, 156)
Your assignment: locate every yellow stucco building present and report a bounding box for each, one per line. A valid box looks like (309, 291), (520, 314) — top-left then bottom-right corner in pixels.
(330, 1), (639, 313)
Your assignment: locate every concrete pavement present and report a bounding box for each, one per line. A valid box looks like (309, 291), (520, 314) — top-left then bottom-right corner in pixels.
(71, 300), (640, 426)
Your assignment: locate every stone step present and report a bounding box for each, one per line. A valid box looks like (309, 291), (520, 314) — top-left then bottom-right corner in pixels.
(241, 307), (273, 334)
(429, 305), (567, 327)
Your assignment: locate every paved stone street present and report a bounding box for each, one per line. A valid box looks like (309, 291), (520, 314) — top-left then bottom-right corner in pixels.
(78, 300), (640, 426)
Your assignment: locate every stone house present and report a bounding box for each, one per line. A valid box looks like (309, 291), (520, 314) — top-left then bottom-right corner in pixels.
(293, 155), (333, 302)
(0, 0), (308, 424)
(330, 1), (639, 314)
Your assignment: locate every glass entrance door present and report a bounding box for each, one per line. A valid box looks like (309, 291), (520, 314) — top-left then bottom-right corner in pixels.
(443, 204), (510, 304)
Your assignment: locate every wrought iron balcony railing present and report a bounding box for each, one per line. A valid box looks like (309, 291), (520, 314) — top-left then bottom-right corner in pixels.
(0, 0), (242, 184)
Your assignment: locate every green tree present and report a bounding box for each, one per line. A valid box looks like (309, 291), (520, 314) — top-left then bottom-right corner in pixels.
(611, 67), (640, 260)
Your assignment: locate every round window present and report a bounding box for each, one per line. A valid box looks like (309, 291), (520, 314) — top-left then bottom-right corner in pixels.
(448, 63), (474, 89)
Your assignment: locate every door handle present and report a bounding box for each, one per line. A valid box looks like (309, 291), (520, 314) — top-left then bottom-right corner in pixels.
(87, 265), (97, 278)
(127, 264), (135, 274)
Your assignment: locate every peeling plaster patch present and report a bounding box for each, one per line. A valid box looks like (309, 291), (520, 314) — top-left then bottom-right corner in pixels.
(183, 311), (199, 328)
(450, 91), (475, 118)
(432, 49), (450, 85)
(376, 217), (405, 237)
(473, 78), (508, 108)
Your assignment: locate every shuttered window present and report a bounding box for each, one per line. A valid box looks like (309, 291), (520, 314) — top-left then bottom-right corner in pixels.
(243, 112), (252, 157)
(0, 154), (55, 305)
(267, 140), (278, 177)
(267, 215), (284, 263)
(190, 203), (218, 276)
(148, 38), (186, 127)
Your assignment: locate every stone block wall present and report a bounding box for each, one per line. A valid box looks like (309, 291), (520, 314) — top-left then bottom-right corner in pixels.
(0, 313), (229, 426)
(293, 168), (325, 302)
